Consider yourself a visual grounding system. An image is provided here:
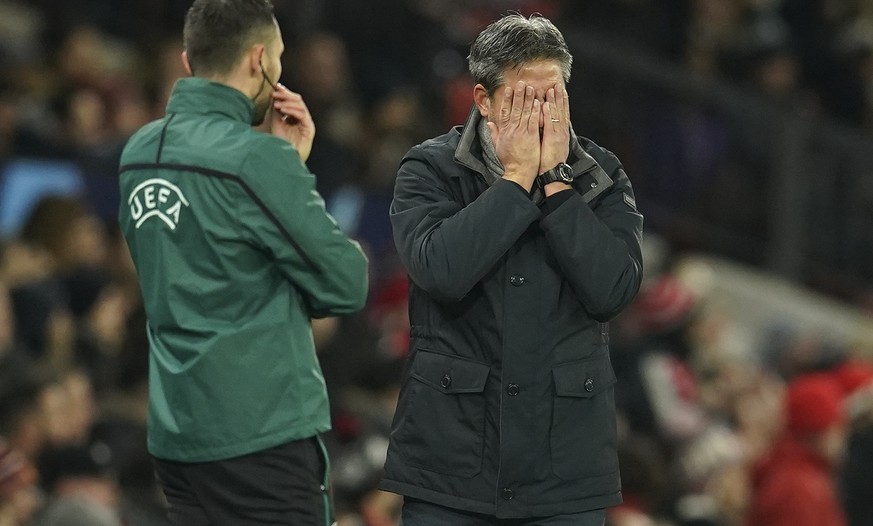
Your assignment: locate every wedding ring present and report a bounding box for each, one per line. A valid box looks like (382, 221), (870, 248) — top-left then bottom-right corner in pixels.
(550, 118), (560, 122)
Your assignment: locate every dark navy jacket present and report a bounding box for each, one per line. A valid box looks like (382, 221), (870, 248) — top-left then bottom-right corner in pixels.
(380, 109), (644, 518)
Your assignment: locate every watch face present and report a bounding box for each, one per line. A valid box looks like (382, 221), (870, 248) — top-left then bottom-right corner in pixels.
(558, 163), (574, 183)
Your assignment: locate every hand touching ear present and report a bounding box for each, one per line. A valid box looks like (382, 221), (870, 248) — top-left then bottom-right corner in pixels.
(269, 84), (316, 162)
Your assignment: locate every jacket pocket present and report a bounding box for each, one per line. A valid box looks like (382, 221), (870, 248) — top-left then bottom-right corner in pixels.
(550, 352), (619, 480)
(393, 349), (489, 477)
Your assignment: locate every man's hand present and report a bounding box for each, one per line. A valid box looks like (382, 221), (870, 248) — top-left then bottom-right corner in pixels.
(488, 81), (541, 192)
(270, 84), (315, 162)
(540, 84), (572, 197)
(539, 84), (570, 175)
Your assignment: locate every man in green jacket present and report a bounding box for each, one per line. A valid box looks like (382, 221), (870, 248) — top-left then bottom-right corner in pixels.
(117, 1), (368, 524)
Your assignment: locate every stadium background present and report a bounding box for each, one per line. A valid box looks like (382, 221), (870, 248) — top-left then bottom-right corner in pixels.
(1, 0), (873, 525)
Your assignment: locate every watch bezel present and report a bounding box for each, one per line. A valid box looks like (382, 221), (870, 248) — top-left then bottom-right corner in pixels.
(556, 162), (574, 183)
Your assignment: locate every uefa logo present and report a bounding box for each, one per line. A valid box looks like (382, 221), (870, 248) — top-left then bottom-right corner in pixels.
(128, 178), (190, 230)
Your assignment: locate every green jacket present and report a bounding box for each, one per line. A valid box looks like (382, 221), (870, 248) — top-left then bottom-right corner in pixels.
(118, 78), (368, 462)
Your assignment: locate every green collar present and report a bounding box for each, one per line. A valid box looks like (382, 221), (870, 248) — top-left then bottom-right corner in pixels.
(165, 77), (256, 124)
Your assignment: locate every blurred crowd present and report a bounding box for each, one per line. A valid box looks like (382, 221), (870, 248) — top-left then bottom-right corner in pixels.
(1, 0), (873, 525)
(571, 0), (873, 129)
(604, 252), (873, 526)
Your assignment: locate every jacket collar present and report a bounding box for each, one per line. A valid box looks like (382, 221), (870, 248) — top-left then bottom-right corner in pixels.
(453, 106), (489, 176)
(165, 77), (256, 124)
(453, 105), (613, 203)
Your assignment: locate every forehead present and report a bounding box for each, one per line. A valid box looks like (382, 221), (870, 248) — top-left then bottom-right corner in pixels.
(499, 59), (563, 87)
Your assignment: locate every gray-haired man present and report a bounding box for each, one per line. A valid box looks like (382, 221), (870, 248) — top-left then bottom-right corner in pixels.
(380, 13), (644, 526)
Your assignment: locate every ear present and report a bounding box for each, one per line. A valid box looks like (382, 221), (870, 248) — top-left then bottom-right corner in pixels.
(247, 44), (265, 76)
(181, 51), (193, 76)
(473, 84), (492, 118)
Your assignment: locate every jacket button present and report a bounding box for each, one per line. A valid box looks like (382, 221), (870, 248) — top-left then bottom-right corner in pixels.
(507, 383), (519, 396)
(584, 378), (595, 392)
(502, 488), (514, 500)
(590, 181), (598, 188)
(509, 274), (526, 286)
(440, 374), (452, 388)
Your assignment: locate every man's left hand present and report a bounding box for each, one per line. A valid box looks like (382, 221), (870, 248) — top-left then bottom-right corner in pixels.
(539, 84), (570, 176)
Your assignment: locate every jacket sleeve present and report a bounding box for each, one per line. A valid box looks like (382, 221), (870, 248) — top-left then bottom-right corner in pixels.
(239, 139), (369, 317)
(539, 163), (643, 321)
(390, 146), (541, 303)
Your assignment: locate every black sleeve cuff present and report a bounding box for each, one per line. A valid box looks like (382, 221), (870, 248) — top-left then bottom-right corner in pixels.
(506, 179), (533, 198)
(541, 189), (574, 215)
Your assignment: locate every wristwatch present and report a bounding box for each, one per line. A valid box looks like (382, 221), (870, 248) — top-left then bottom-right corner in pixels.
(538, 162), (575, 186)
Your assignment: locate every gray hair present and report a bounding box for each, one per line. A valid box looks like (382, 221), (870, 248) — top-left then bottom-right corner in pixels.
(468, 14), (573, 95)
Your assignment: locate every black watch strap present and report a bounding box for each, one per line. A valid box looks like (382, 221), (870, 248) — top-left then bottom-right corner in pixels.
(538, 162), (574, 186)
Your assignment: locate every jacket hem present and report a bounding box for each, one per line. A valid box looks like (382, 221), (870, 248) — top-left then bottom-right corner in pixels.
(148, 422), (331, 463)
(514, 491), (622, 519)
(379, 479), (623, 518)
(380, 479), (495, 515)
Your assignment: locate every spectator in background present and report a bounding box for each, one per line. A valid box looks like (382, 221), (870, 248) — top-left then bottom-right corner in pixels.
(833, 359), (873, 526)
(0, 368), (48, 460)
(0, 440), (40, 526)
(19, 196), (108, 288)
(19, 197), (107, 276)
(620, 274), (708, 443)
(34, 444), (123, 526)
(290, 32), (362, 149)
(831, 14), (873, 131)
(0, 80), (22, 162)
(327, 87), (431, 282)
(8, 282), (75, 370)
(674, 425), (749, 526)
(781, 0), (868, 128)
(40, 369), (95, 449)
(11, 196), (115, 374)
(0, 367), (97, 456)
(288, 32), (361, 204)
(746, 372), (849, 526)
(0, 238), (52, 293)
(607, 435), (666, 526)
(63, 267), (133, 393)
(0, 278), (30, 373)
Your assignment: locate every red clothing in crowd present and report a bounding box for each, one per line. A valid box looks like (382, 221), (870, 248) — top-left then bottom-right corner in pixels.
(746, 435), (847, 526)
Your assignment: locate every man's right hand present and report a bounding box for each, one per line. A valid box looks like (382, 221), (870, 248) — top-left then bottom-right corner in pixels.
(270, 84), (316, 162)
(487, 81), (541, 192)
